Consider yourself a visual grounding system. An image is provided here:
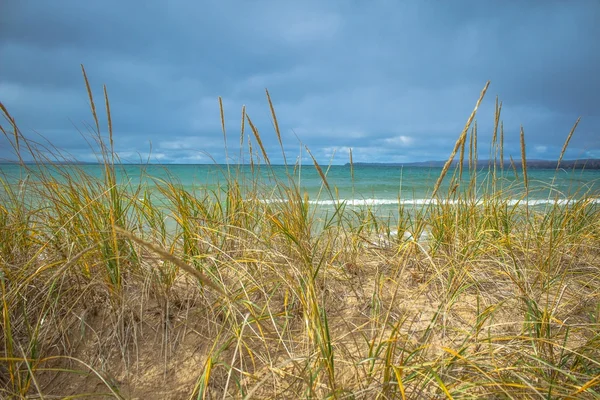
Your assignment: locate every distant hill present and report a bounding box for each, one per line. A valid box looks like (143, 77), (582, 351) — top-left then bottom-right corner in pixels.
(0, 161), (98, 165)
(345, 159), (600, 169)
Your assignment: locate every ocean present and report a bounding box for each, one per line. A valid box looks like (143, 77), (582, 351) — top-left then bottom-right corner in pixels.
(2, 163), (599, 218)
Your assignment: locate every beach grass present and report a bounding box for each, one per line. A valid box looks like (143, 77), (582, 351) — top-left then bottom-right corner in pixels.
(1, 73), (600, 399)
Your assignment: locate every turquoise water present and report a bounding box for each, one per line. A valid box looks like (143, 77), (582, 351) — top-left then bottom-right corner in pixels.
(2, 163), (600, 215)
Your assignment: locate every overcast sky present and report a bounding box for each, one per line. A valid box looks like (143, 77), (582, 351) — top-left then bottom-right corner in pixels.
(1, 1), (599, 164)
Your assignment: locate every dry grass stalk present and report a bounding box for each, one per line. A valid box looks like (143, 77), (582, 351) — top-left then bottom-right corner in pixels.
(491, 96), (500, 145)
(0, 102), (19, 153)
(266, 89), (287, 166)
(115, 226), (229, 297)
(557, 117), (581, 168)
(240, 105), (246, 148)
(509, 154), (519, 179)
(103, 85), (114, 157)
(81, 64), (100, 135)
(473, 121), (478, 168)
(305, 145), (331, 193)
(491, 97), (502, 178)
(246, 114), (271, 165)
(520, 126), (528, 191)
(219, 96), (226, 141)
(432, 81), (490, 197)
(500, 121), (504, 170)
(469, 122), (474, 171)
(458, 129), (466, 182)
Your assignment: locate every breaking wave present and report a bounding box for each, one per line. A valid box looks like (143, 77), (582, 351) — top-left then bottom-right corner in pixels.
(249, 197), (600, 206)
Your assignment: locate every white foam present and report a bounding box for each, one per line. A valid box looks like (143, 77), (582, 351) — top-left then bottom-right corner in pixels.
(247, 197), (600, 207)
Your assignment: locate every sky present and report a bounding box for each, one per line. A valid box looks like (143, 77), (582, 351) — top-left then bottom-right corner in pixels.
(1, 1), (599, 164)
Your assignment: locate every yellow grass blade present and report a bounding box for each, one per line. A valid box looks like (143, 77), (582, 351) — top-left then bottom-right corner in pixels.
(430, 368), (454, 399)
(392, 365), (406, 400)
(572, 373), (600, 395)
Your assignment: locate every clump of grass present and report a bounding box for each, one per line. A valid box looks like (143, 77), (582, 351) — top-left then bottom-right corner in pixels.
(1, 72), (600, 399)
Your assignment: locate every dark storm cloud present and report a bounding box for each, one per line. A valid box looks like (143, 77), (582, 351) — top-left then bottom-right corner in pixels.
(1, 1), (598, 163)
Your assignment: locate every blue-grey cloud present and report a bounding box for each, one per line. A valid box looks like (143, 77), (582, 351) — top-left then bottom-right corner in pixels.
(1, 0), (598, 164)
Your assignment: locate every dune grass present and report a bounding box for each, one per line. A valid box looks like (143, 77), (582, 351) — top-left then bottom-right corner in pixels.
(1, 71), (600, 399)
